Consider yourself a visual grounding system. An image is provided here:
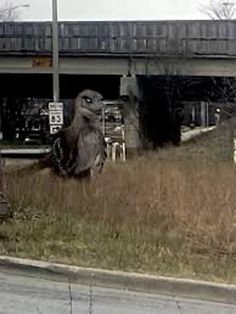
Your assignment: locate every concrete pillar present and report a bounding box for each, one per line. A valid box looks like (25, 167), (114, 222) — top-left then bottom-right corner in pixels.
(0, 98), (2, 140)
(200, 101), (207, 127)
(191, 105), (196, 126)
(120, 75), (140, 153)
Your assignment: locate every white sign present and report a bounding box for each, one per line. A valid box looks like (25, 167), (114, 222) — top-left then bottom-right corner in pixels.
(50, 125), (62, 134)
(48, 102), (63, 111)
(48, 102), (64, 134)
(49, 110), (64, 125)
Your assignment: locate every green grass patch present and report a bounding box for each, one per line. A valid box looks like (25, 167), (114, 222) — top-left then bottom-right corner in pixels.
(1, 154), (236, 284)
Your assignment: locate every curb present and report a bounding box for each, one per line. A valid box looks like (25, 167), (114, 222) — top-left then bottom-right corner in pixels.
(0, 255), (236, 305)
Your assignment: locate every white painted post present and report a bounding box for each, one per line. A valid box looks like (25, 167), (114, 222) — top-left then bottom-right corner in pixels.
(200, 101), (206, 127)
(122, 142), (126, 162)
(191, 105), (196, 126)
(112, 142), (119, 162)
(233, 138), (236, 164)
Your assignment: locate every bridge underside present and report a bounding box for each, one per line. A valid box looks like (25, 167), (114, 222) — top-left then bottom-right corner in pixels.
(0, 58), (236, 151)
(0, 74), (120, 99)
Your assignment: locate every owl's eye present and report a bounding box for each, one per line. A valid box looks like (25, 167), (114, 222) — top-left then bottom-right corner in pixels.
(82, 96), (92, 103)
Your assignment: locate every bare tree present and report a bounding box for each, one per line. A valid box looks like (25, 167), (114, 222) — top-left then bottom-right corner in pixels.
(200, 0), (236, 128)
(0, 1), (25, 21)
(200, 0), (236, 19)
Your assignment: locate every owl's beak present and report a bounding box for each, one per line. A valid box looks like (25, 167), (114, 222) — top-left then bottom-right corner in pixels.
(94, 101), (105, 114)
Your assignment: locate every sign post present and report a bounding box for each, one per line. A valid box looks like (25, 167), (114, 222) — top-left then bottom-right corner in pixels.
(52, 0), (59, 102)
(48, 102), (64, 134)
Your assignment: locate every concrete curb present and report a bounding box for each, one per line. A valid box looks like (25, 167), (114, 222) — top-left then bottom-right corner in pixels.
(0, 255), (236, 305)
(181, 126), (216, 142)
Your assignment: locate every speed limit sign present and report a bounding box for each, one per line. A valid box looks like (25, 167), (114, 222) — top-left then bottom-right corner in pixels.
(48, 102), (64, 134)
(49, 110), (63, 125)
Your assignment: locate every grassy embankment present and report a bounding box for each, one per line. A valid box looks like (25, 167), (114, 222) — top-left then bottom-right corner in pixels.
(1, 122), (236, 283)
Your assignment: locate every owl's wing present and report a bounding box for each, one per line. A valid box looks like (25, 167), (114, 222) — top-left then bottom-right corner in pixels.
(50, 129), (70, 176)
(73, 128), (106, 177)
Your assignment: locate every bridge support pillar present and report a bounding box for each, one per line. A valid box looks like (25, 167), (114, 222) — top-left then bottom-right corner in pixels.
(120, 75), (141, 155)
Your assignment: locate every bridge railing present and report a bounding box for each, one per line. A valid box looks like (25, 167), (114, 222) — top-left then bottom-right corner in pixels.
(0, 20), (235, 57)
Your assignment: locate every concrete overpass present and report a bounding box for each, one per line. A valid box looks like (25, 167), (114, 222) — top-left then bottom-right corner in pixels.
(0, 20), (236, 77)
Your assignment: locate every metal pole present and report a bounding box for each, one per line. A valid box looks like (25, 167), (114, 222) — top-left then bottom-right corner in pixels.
(52, 0), (59, 102)
(102, 107), (106, 136)
(0, 154), (3, 193)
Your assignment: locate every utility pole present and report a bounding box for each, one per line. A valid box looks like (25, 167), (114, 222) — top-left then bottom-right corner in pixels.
(52, 0), (60, 102)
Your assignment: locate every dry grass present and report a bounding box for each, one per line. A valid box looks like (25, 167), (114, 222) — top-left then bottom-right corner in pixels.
(1, 152), (236, 283)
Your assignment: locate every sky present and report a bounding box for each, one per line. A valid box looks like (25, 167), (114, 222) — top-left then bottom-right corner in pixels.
(4, 0), (212, 21)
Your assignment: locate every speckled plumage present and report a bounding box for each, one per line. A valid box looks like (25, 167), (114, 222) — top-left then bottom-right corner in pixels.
(49, 89), (107, 179)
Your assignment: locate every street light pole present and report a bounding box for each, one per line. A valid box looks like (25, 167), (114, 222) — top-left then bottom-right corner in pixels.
(52, 0), (60, 102)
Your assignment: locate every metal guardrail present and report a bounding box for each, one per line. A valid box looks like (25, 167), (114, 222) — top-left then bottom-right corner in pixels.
(0, 148), (51, 162)
(0, 148), (51, 155)
(0, 145), (126, 165)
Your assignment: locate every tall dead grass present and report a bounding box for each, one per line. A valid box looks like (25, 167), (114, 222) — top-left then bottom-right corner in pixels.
(2, 155), (236, 282)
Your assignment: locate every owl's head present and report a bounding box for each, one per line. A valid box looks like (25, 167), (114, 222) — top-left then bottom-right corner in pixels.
(76, 89), (104, 115)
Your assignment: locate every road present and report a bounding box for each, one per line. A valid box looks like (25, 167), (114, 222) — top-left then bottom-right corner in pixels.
(0, 270), (236, 314)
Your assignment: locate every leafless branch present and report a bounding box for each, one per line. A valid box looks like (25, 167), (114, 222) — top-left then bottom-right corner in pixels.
(199, 1), (236, 106)
(210, 77), (236, 103)
(0, 1), (20, 21)
(199, 0), (236, 19)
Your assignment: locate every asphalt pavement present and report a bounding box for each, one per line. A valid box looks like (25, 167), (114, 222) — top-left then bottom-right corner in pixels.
(1, 269), (236, 314)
